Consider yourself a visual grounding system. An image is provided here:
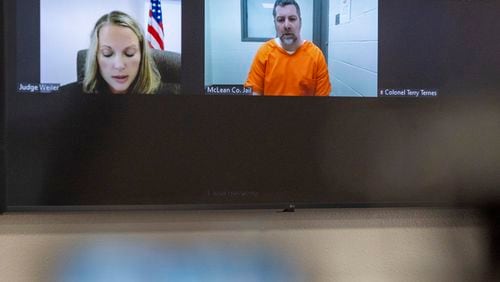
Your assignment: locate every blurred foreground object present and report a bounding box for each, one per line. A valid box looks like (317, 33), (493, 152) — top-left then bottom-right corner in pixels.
(55, 240), (304, 282)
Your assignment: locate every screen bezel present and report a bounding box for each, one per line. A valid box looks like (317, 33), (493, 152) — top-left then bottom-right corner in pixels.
(1, 0), (6, 213)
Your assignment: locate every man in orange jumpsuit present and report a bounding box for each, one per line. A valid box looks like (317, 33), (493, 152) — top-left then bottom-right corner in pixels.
(245, 0), (331, 96)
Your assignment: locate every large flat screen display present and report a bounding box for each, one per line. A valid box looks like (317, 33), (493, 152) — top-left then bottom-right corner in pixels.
(2, 0), (500, 211)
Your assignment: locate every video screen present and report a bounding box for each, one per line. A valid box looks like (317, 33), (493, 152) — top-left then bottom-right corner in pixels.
(13, 0), (500, 98)
(205, 0), (380, 97)
(4, 0), (500, 209)
(204, 0), (499, 97)
(16, 0), (182, 95)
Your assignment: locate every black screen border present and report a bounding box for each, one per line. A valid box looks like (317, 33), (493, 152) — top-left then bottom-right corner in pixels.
(1, 0), (6, 213)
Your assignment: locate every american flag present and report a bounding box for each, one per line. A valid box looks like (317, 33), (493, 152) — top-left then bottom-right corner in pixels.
(147, 0), (165, 50)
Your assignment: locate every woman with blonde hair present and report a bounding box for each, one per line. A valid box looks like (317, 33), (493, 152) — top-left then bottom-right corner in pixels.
(62, 11), (167, 95)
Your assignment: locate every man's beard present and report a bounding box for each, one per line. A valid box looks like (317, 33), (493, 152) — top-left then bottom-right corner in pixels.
(280, 33), (297, 46)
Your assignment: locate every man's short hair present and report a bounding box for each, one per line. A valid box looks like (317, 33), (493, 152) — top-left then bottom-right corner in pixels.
(273, 0), (301, 19)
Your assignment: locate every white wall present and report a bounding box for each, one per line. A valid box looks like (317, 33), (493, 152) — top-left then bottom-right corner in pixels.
(328, 0), (377, 97)
(40, 0), (182, 85)
(205, 0), (314, 86)
(0, 209), (490, 281)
